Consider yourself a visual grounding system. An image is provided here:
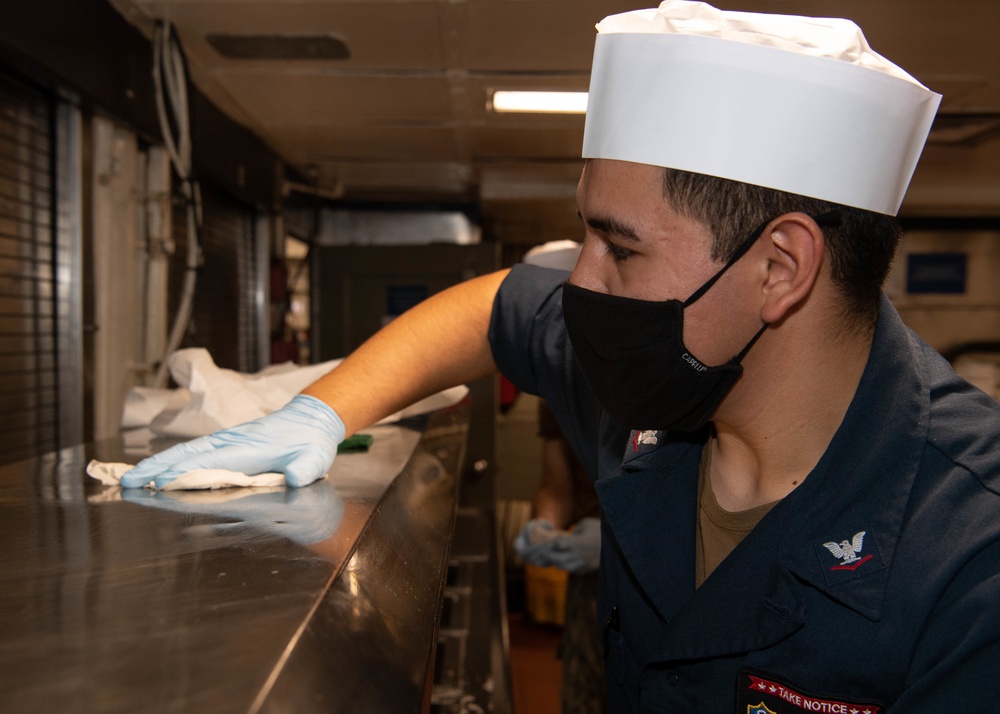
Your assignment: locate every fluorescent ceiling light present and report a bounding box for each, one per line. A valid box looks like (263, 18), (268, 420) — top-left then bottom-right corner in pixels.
(491, 91), (588, 114)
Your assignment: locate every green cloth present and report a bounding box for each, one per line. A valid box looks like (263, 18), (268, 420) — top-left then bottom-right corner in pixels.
(337, 433), (373, 453)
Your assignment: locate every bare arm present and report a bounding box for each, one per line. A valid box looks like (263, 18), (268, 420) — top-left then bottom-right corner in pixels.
(121, 269), (510, 489)
(302, 269), (510, 436)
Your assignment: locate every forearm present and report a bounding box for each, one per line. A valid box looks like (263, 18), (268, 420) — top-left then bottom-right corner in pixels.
(302, 269), (509, 436)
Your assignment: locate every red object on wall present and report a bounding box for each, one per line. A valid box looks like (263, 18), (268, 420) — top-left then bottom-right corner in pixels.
(500, 374), (519, 411)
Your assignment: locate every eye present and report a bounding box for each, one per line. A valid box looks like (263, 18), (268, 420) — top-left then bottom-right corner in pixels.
(605, 241), (636, 262)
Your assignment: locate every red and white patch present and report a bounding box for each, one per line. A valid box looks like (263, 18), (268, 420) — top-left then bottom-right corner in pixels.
(736, 670), (887, 714)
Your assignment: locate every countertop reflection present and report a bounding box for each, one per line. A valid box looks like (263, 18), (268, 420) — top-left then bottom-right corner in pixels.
(0, 408), (468, 713)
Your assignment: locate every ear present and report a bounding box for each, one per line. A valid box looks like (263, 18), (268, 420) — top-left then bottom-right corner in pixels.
(758, 213), (824, 324)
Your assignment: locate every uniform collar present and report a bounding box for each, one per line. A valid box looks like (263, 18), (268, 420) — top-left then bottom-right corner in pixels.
(777, 294), (929, 621)
(596, 423), (705, 623)
(596, 294), (930, 657)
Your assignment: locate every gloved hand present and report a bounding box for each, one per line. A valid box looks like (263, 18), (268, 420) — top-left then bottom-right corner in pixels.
(513, 516), (602, 574)
(548, 517), (601, 573)
(514, 518), (561, 565)
(119, 394), (346, 490)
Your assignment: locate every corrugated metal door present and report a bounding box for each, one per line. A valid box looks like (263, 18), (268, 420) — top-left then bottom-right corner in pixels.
(0, 69), (78, 465)
(169, 182), (262, 373)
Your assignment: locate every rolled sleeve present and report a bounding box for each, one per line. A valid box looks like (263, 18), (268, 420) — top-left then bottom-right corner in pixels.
(489, 264), (566, 396)
(488, 264), (602, 480)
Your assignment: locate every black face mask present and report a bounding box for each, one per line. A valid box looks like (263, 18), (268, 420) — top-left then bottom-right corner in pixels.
(562, 220), (772, 433)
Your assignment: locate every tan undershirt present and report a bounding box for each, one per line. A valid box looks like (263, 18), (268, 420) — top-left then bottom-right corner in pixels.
(695, 444), (780, 588)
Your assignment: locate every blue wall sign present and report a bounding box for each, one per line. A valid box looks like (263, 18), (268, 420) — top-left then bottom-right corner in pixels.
(906, 253), (967, 294)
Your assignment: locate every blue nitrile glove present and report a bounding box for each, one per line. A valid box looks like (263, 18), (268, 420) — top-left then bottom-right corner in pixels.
(120, 394), (346, 490)
(514, 518), (561, 565)
(514, 517), (602, 574)
(548, 517), (601, 574)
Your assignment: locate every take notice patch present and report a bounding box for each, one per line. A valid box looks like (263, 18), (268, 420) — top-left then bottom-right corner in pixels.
(737, 670), (886, 714)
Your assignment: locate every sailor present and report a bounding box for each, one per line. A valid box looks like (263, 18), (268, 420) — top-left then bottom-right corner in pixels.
(124, 1), (1000, 710)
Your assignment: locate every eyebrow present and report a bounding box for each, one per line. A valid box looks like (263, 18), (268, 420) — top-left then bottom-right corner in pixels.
(577, 210), (641, 242)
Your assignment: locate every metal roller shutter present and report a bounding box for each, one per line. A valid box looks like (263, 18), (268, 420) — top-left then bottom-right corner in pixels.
(168, 182), (262, 374)
(0, 69), (66, 465)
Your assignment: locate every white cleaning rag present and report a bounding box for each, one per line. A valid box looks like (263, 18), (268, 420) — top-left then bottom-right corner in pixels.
(86, 459), (289, 491)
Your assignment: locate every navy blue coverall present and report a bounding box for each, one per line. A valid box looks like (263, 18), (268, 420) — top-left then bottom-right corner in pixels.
(490, 264), (1000, 713)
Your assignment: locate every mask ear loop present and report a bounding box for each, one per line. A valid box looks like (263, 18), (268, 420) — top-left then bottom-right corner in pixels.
(812, 211), (843, 227)
(683, 211), (844, 309)
(684, 211), (843, 362)
(683, 220), (770, 308)
(734, 322), (769, 362)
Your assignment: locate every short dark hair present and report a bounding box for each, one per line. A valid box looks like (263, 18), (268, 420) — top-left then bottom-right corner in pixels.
(661, 168), (902, 332)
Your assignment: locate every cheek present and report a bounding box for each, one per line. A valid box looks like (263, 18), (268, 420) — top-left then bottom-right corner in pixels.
(682, 273), (759, 365)
(627, 269), (679, 301)
(601, 265), (672, 301)
(678, 300), (719, 363)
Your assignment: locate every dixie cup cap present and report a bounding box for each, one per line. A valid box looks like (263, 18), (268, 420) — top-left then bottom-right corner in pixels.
(582, 0), (942, 215)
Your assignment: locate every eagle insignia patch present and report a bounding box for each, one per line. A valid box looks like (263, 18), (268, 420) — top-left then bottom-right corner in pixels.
(822, 531), (874, 571)
(628, 429), (662, 454)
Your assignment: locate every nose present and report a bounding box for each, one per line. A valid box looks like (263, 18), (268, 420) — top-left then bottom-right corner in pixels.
(567, 238), (608, 293)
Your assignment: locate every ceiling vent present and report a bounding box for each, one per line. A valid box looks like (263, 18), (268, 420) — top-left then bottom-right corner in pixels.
(206, 34), (350, 60)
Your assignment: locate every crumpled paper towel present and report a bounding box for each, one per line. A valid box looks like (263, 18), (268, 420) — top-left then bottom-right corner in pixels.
(87, 459), (286, 490)
(121, 348), (468, 439)
(122, 349), (344, 438)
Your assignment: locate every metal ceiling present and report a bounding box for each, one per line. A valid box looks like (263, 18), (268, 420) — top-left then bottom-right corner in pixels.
(108, 0), (1000, 243)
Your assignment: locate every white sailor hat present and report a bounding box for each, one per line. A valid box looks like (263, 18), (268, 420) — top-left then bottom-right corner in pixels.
(523, 240), (583, 271)
(582, 0), (942, 215)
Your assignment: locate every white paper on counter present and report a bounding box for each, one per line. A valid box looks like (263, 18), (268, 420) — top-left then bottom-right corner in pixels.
(121, 348), (468, 440)
(87, 459), (288, 490)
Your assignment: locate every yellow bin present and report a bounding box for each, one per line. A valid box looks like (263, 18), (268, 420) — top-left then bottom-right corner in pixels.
(524, 564), (568, 626)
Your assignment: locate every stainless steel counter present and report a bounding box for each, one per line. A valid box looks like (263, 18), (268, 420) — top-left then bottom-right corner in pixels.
(0, 407), (479, 713)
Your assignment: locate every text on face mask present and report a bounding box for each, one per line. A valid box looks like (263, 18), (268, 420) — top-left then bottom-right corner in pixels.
(681, 352), (708, 372)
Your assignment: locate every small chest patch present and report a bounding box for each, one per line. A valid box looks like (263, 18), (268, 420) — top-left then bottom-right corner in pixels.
(630, 429), (662, 454)
(821, 531), (871, 571)
(736, 670), (886, 714)
(813, 526), (886, 586)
